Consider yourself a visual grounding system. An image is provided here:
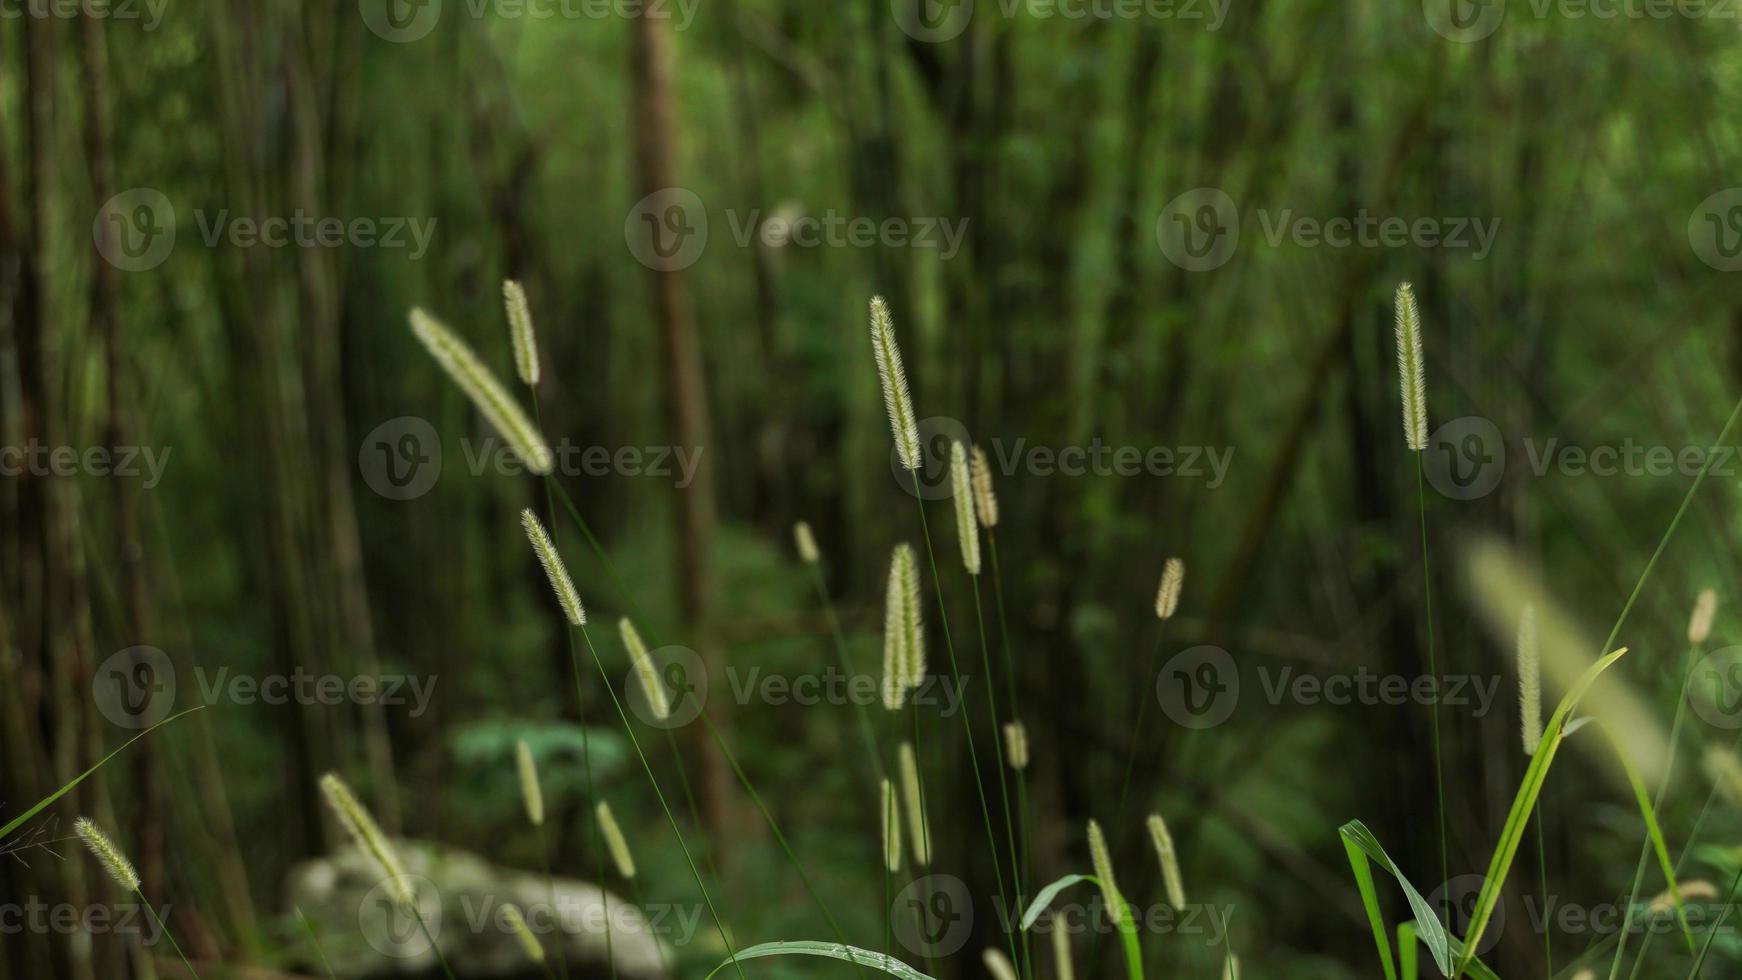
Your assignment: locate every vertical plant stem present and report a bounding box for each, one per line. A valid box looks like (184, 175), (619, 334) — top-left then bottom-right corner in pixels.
(1536, 806), (1551, 976)
(808, 561), (886, 783)
(909, 704), (941, 980)
(988, 532), (1032, 969)
(1416, 457), (1449, 924)
(136, 888), (200, 980)
(578, 626), (747, 980)
(971, 574), (1028, 979)
(410, 902), (456, 980)
(910, 473), (1023, 975)
(535, 822), (570, 980)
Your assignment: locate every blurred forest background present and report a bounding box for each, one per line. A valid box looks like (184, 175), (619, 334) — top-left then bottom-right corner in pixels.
(8, 1), (1742, 978)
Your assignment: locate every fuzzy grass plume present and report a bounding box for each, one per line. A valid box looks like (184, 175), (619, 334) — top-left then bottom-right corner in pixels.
(522, 509), (586, 626)
(597, 800), (637, 879)
(881, 543), (925, 710)
(516, 739), (544, 827)
(503, 903), (546, 963)
(320, 772), (412, 906)
(899, 741), (931, 866)
(619, 618), (670, 722)
(502, 280), (539, 387)
(1002, 721), (1029, 771)
(1087, 819), (1128, 928)
(1690, 587), (1718, 647)
(1155, 558), (1185, 620)
(1051, 918), (1073, 980)
(971, 445), (999, 528)
(1146, 813), (1186, 910)
(74, 818), (140, 890)
(880, 778), (902, 873)
(1518, 604), (1542, 756)
(869, 296), (920, 471)
(410, 307), (552, 473)
(793, 521), (820, 565)
(982, 948), (1017, 980)
(1393, 282), (1427, 451)
(950, 441), (982, 575)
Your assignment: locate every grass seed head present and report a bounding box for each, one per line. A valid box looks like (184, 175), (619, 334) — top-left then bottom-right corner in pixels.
(1155, 558), (1185, 620)
(1393, 282), (1428, 451)
(515, 739), (544, 827)
(970, 445), (999, 528)
(410, 307), (552, 473)
(521, 509), (586, 626)
(597, 800), (637, 879)
(502, 280), (540, 387)
(1087, 819), (1128, 929)
(869, 296), (921, 471)
(982, 948), (1017, 980)
(793, 521), (820, 564)
(899, 741), (932, 866)
(503, 903), (546, 963)
(1002, 721), (1029, 771)
(1518, 603), (1542, 756)
(1146, 813), (1187, 910)
(880, 778), (903, 873)
(319, 772), (412, 906)
(1690, 587), (1718, 647)
(74, 818), (140, 891)
(620, 618), (670, 721)
(951, 441), (982, 575)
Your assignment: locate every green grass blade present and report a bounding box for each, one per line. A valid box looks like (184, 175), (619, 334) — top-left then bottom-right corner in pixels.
(1397, 922), (1417, 980)
(1341, 830), (1399, 980)
(1601, 721), (1694, 954)
(1456, 646), (1631, 976)
(704, 941), (934, 980)
(1018, 872), (1141, 980)
(0, 705), (204, 842)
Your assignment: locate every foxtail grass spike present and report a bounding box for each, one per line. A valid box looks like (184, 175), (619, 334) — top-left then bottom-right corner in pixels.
(1650, 880), (1718, 914)
(869, 296), (920, 470)
(1087, 819), (1127, 928)
(409, 307), (552, 473)
(503, 903), (546, 963)
(597, 800), (637, 879)
(619, 618), (670, 722)
(1146, 813), (1186, 911)
(1518, 604), (1542, 756)
(515, 739), (544, 827)
(794, 521), (820, 564)
(982, 948), (1018, 980)
(503, 280), (540, 387)
(1155, 558), (1185, 620)
(1690, 587), (1718, 647)
(74, 818), (140, 891)
(319, 773), (412, 906)
(1394, 282), (1428, 451)
(899, 741), (932, 866)
(521, 509), (586, 626)
(950, 441), (982, 575)
(882, 544), (925, 709)
(971, 445), (999, 528)
(1051, 919), (1073, 980)
(1223, 954), (1241, 980)
(880, 778), (902, 873)
(1002, 721), (1029, 771)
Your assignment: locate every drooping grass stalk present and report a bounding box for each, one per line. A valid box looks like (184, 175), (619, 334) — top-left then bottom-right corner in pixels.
(985, 527), (1033, 972)
(1415, 453), (1448, 927)
(295, 905), (340, 980)
(1113, 560), (1184, 834)
(516, 739), (569, 980)
(76, 818), (203, 980)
